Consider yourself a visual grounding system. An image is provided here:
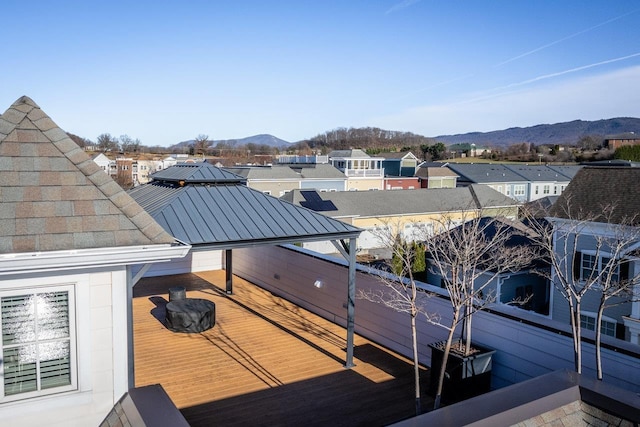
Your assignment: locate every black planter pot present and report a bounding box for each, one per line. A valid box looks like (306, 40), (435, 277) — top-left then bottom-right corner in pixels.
(428, 339), (496, 404)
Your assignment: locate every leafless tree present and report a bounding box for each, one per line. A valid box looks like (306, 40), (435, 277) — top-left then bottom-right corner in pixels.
(97, 133), (119, 152)
(119, 134), (141, 153)
(358, 221), (436, 416)
(523, 201), (640, 379)
(425, 213), (534, 408)
(360, 211), (534, 411)
(193, 134), (212, 156)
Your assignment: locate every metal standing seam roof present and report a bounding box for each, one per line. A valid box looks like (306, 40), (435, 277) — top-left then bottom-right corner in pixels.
(128, 163), (362, 248)
(151, 163), (246, 183)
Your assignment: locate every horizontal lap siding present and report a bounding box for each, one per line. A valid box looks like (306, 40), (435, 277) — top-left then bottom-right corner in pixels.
(234, 245), (640, 393)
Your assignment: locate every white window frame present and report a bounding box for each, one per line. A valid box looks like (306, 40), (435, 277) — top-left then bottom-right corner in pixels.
(579, 252), (620, 284)
(0, 284), (77, 402)
(580, 311), (616, 337)
(514, 184), (525, 196)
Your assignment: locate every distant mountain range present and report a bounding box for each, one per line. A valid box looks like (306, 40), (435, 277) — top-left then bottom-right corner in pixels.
(171, 134), (291, 150)
(170, 118), (640, 151)
(433, 117), (640, 147)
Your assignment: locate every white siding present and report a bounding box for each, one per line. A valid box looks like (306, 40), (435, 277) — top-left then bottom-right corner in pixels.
(0, 267), (128, 427)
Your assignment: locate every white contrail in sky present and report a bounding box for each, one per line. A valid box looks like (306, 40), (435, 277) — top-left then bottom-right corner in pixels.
(503, 52), (640, 88)
(495, 8), (640, 67)
(385, 0), (421, 15)
(461, 53), (640, 106)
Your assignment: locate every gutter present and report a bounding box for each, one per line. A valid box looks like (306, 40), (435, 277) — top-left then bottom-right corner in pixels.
(0, 241), (192, 276)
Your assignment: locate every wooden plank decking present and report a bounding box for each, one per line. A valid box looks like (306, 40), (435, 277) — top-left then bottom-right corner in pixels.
(133, 271), (434, 426)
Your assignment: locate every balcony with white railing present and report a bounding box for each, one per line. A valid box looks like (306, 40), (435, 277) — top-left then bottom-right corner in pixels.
(344, 168), (384, 177)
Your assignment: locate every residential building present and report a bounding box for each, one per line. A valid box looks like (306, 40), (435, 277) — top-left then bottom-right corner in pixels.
(604, 134), (640, 150)
(383, 176), (420, 190)
(282, 185), (519, 254)
(380, 151), (419, 177)
(548, 166), (640, 344)
(446, 163), (581, 202)
(91, 153), (111, 174)
(328, 149), (384, 191)
(0, 97), (190, 426)
(224, 165), (301, 196)
(291, 163), (348, 192)
(415, 162), (459, 188)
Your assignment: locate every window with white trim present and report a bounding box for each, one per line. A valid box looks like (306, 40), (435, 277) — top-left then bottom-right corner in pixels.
(514, 185), (525, 196)
(0, 285), (76, 401)
(543, 184), (550, 194)
(580, 312), (616, 337)
(576, 252), (621, 283)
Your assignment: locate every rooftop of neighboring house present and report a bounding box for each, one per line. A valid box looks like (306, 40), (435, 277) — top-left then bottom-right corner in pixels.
(582, 159), (640, 167)
(282, 185), (519, 218)
(0, 96), (175, 253)
(546, 164), (584, 179)
(415, 163), (459, 178)
(223, 165), (301, 180)
(447, 163), (582, 184)
(446, 163), (529, 183)
(502, 164), (577, 181)
(327, 148), (373, 159)
(379, 151), (419, 160)
(550, 166), (640, 225)
(290, 163), (347, 179)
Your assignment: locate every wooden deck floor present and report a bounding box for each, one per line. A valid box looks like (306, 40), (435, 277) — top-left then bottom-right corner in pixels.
(133, 271), (434, 426)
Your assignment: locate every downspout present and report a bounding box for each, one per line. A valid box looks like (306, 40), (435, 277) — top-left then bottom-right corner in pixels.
(127, 263), (153, 389)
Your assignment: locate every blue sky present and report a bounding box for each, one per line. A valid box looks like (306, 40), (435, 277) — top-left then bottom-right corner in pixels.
(2, 1), (639, 146)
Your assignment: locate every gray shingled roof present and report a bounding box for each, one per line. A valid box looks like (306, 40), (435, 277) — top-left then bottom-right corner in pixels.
(0, 96), (175, 253)
(128, 163), (361, 247)
(550, 166), (640, 225)
(415, 166), (459, 178)
(282, 185), (518, 218)
(504, 164), (576, 181)
(327, 149), (371, 158)
(292, 163), (346, 179)
(224, 165), (300, 180)
(446, 163), (528, 184)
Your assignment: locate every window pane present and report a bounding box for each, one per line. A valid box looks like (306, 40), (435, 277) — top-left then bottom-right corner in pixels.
(580, 314), (596, 331)
(2, 295), (36, 345)
(601, 321), (616, 337)
(40, 341), (71, 390)
(37, 292), (69, 341)
(3, 345), (37, 395)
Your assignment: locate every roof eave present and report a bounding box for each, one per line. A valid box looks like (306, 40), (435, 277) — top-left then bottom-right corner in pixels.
(189, 231), (362, 250)
(0, 242), (192, 276)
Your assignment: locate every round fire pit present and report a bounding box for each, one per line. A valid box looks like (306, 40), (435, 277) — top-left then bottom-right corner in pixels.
(165, 298), (216, 333)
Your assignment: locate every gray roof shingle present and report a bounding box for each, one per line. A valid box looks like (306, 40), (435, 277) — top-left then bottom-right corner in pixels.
(0, 96), (176, 253)
(283, 185), (518, 218)
(550, 166), (640, 225)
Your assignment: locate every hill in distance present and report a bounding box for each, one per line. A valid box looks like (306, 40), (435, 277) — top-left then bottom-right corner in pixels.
(171, 134), (291, 151)
(168, 117), (640, 151)
(434, 117), (640, 147)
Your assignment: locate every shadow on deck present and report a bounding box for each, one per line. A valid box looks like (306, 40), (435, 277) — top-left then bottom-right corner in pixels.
(133, 272), (434, 426)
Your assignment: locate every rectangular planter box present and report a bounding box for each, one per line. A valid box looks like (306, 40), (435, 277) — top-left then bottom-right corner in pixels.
(428, 339), (496, 404)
